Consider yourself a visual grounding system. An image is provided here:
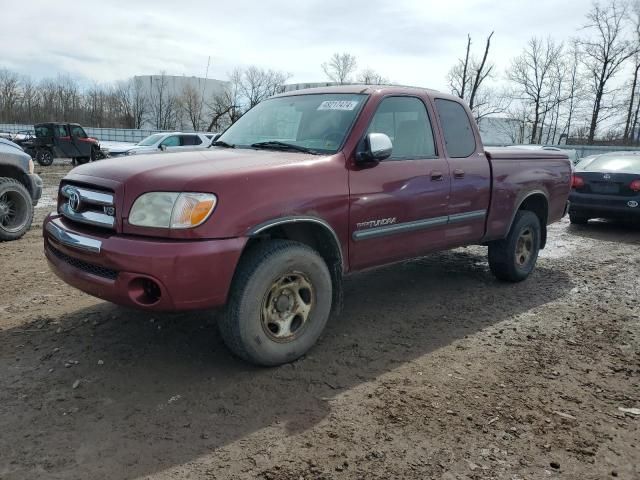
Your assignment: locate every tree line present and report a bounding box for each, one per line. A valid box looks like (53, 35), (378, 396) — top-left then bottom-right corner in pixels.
(0, 0), (638, 144)
(446, 0), (640, 145)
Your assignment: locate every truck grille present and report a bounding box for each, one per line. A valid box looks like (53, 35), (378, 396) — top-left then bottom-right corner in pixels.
(48, 243), (118, 280)
(59, 183), (116, 230)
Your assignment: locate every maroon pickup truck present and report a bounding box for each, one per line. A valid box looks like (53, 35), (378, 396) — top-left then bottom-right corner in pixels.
(43, 85), (571, 365)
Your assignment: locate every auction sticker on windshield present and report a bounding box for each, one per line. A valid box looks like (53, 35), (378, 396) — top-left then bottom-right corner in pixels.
(317, 100), (359, 111)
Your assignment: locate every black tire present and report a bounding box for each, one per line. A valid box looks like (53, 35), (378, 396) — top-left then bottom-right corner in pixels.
(75, 156), (90, 165)
(488, 210), (541, 282)
(219, 240), (333, 366)
(35, 149), (54, 166)
(0, 178), (34, 242)
(569, 212), (589, 225)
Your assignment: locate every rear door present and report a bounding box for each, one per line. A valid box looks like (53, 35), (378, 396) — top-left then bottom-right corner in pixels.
(179, 134), (204, 151)
(348, 95), (451, 269)
(432, 98), (491, 244)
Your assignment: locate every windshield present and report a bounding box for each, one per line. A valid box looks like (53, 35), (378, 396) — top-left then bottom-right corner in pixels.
(577, 155), (640, 173)
(137, 134), (165, 146)
(218, 94), (367, 153)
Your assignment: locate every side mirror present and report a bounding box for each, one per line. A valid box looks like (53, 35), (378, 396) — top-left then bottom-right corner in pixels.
(356, 133), (392, 164)
(159, 144), (167, 152)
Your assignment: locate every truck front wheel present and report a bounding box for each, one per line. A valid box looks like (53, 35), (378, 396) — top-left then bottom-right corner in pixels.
(488, 210), (541, 282)
(0, 178), (34, 241)
(219, 240), (333, 366)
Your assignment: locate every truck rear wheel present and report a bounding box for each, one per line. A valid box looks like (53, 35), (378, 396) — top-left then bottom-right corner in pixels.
(219, 240), (332, 366)
(0, 178), (33, 242)
(488, 210), (541, 282)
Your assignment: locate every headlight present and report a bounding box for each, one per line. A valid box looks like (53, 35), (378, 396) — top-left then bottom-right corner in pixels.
(129, 192), (217, 229)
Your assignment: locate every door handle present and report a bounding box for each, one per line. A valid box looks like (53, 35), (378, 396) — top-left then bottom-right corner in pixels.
(431, 171), (444, 181)
(453, 169), (465, 179)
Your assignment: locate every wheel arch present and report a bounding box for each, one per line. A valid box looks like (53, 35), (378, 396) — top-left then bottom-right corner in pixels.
(245, 216), (345, 314)
(511, 191), (549, 248)
(0, 165), (31, 195)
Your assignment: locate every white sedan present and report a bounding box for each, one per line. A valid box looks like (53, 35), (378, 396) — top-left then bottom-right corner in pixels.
(108, 132), (214, 157)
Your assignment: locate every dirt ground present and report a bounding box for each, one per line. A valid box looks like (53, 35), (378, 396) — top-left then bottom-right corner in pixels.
(1, 162), (638, 480)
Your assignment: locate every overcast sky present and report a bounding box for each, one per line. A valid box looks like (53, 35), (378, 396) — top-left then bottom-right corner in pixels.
(4, 0), (597, 89)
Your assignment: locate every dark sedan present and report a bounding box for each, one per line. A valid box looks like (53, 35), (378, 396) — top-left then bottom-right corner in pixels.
(569, 152), (640, 224)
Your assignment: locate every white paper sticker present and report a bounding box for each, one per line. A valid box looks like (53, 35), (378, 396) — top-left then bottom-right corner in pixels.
(317, 100), (359, 111)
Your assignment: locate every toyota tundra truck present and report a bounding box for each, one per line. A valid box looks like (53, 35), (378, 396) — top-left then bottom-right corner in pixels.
(43, 85), (571, 366)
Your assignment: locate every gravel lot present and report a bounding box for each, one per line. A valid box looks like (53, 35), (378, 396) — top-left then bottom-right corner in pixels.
(1, 161), (638, 480)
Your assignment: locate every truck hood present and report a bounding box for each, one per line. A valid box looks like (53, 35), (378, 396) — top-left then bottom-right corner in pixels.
(68, 147), (322, 190)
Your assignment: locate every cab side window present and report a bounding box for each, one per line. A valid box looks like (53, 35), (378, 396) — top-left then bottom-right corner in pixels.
(70, 125), (87, 138)
(181, 135), (202, 146)
(366, 96), (436, 160)
(54, 125), (69, 138)
(160, 135), (180, 147)
(434, 99), (476, 158)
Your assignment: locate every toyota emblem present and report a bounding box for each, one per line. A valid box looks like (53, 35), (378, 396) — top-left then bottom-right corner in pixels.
(603, 173), (611, 180)
(628, 200), (639, 208)
(68, 191), (81, 212)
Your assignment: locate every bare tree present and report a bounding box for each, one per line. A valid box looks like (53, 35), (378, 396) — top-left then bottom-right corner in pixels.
(507, 37), (563, 143)
(623, 2), (640, 144)
(448, 32), (502, 120)
(322, 53), (357, 84)
(0, 69), (21, 123)
(235, 66), (290, 109)
(148, 73), (178, 130)
(357, 68), (388, 85)
(179, 83), (204, 131)
(578, 0), (637, 144)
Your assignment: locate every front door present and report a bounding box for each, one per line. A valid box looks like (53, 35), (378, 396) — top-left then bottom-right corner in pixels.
(69, 124), (93, 158)
(348, 95), (451, 270)
(53, 124), (81, 158)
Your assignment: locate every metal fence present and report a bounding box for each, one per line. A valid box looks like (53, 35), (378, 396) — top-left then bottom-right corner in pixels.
(3, 122), (640, 156)
(0, 123), (167, 143)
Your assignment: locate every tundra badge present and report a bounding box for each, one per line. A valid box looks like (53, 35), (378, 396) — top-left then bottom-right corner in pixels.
(356, 217), (397, 229)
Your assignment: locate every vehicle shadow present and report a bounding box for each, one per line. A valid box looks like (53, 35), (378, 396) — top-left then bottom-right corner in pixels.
(0, 248), (572, 479)
(568, 219), (640, 246)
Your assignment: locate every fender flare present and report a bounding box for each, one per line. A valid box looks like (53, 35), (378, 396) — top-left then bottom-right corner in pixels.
(506, 189), (550, 247)
(247, 215), (345, 269)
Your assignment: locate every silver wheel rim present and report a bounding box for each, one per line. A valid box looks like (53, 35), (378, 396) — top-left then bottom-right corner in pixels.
(515, 228), (534, 267)
(0, 189), (29, 233)
(261, 272), (315, 342)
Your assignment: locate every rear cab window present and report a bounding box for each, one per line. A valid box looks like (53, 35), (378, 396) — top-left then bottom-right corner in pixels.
(434, 99), (477, 158)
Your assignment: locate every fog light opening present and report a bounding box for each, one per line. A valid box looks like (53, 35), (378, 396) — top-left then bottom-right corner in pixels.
(129, 277), (162, 305)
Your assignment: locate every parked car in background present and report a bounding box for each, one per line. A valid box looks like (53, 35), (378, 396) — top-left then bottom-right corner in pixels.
(509, 145), (578, 164)
(0, 138), (42, 241)
(44, 85), (571, 366)
(108, 132), (213, 157)
(16, 122), (107, 166)
(569, 152), (640, 224)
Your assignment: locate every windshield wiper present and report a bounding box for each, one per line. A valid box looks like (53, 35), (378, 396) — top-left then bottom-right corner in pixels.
(210, 140), (235, 148)
(250, 141), (316, 154)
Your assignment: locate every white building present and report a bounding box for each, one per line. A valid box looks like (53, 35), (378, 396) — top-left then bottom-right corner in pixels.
(134, 75), (229, 131)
